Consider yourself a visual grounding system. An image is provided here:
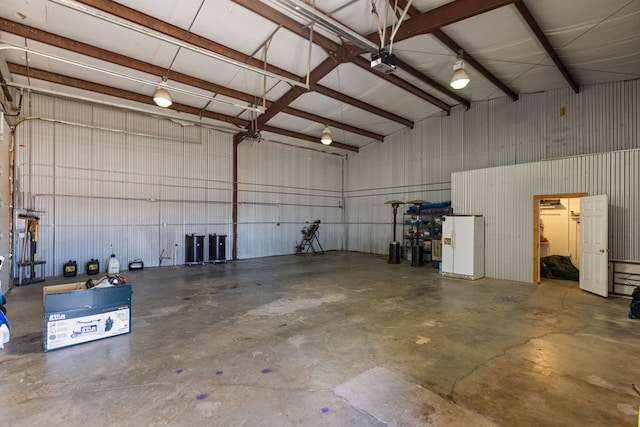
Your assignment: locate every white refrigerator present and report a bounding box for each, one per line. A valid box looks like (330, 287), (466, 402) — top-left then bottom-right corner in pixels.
(441, 215), (484, 280)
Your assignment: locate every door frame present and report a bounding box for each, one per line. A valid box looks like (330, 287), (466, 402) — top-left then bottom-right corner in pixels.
(533, 192), (587, 283)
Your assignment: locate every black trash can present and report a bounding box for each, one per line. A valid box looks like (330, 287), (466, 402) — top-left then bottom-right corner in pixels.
(209, 234), (227, 263)
(185, 234), (204, 265)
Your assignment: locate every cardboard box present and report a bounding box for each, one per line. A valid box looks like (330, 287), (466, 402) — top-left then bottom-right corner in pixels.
(43, 282), (132, 352)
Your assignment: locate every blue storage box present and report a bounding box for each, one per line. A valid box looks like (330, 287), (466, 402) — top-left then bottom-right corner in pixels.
(43, 282), (132, 352)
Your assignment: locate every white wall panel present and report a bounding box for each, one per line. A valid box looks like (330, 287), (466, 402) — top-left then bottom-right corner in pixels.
(445, 105), (466, 168)
(452, 149), (640, 283)
(0, 113), (12, 294)
(488, 97), (516, 167)
(514, 92), (546, 164)
(12, 92), (233, 277)
(237, 141), (343, 259)
(345, 122), (452, 255)
(345, 79), (639, 274)
(463, 100), (489, 171)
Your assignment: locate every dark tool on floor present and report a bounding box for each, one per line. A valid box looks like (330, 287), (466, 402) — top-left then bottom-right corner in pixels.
(128, 259), (144, 270)
(295, 220), (324, 255)
(628, 287), (640, 319)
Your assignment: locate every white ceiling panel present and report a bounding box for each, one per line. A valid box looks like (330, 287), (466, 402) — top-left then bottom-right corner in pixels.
(0, 0), (48, 29)
(524, 0), (638, 31)
(191, 1), (281, 56)
(443, 5), (532, 53)
(116, 0), (207, 29)
(5, 39), (158, 94)
(44, 2), (179, 69)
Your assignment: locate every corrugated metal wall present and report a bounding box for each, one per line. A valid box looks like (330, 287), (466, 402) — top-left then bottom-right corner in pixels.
(14, 92), (233, 276)
(237, 141), (344, 259)
(345, 79), (640, 273)
(344, 122), (452, 255)
(10, 78), (639, 279)
(452, 150), (640, 283)
(0, 113), (11, 295)
(12, 91), (346, 276)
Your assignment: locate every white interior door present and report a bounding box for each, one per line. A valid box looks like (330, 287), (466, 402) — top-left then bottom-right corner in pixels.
(579, 195), (608, 297)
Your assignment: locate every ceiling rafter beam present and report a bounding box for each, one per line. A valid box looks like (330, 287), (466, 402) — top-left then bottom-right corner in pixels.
(514, 0), (579, 93)
(235, 0), (456, 111)
(432, 29), (519, 101)
(232, 0), (340, 55)
(312, 79), (414, 128)
(9, 63), (361, 152)
(394, 56), (470, 109)
(351, 56), (452, 113)
(282, 107), (384, 141)
(8, 63), (248, 125)
(255, 54), (340, 130)
(393, 0), (517, 101)
(383, 0), (518, 44)
(50, 2), (401, 144)
(0, 52), (15, 110)
(0, 18), (252, 102)
(256, 86), (308, 126)
(235, 0), (419, 124)
(233, 1), (415, 133)
(2, 18), (376, 140)
(261, 125), (358, 152)
(73, 0), (304, 84)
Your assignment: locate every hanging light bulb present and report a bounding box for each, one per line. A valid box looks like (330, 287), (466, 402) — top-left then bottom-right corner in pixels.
(153, 78), (172, 107)
(321, 126), (332, 145)
(450, 56), (470, 90)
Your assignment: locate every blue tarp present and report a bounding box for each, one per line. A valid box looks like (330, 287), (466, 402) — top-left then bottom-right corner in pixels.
(407, 201), (451, 213)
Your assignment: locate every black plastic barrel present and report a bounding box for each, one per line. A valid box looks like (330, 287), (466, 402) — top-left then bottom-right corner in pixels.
(209, 234), (227, 263)
(185, 234), (205, 265)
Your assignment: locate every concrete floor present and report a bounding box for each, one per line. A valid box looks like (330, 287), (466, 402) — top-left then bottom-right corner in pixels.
(1, 251), (638, 426)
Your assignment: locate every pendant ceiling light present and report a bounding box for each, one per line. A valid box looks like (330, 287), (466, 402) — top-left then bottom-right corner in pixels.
(450, 51), (470, 90)
(153, 79), (172, 108)
(320, 126), (332, 145)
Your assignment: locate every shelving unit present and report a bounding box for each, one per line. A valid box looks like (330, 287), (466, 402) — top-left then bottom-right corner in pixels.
(402, 204), (451, 265)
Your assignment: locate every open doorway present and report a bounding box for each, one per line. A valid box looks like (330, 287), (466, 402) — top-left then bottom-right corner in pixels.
(532, 193), (587, 283)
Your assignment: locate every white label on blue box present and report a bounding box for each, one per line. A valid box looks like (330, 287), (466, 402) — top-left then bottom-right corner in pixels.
(46, 308), (130, 351)
(49, 313), (66, 321)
